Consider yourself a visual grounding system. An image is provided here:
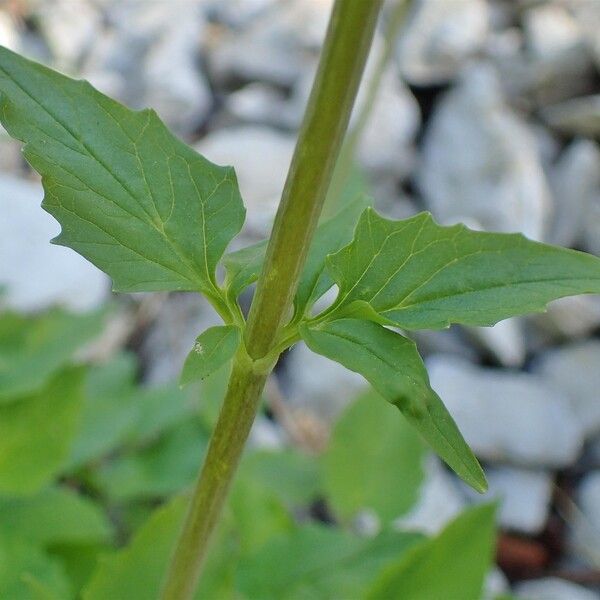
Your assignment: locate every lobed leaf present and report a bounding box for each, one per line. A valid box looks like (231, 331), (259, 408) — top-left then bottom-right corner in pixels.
(222, 193), (369, 312)
(180, 325), (241, 387)
(326, 208), (600, 330)
(300, 319), (486, 492)
(0, 46), (245, 298)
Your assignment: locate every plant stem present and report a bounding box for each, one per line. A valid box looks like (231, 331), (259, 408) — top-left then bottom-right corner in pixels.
(160, 1), (382, 598)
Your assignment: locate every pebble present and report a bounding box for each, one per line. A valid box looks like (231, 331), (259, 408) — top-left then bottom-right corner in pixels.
(396, 0), (489, 85)
(532, 340), (600, 439)
(196, 126), (295, 237)
(427, 355), (584, 468)
(0, 175), (107, 313)
(417, 64), (552, 241)
(515, 577), (598, 600)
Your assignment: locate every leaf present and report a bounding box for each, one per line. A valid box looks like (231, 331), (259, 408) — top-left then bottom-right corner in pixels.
(84, 495), (239, 600)
(323, 390), (425, 522)
(180, 325), (241, 386)
(222, 193), (369, 311)
(0, 309), (102, 402)
(293, 192), (370, 318)
(83, 496), (188, 600)
(0, 486), (111, 546)
(92, 421), (208, 501)
(237, 524), (424, 600)
(326, 209), (600, 330)
(0, 539), (71, 600)
(300, 319), (486, 492)
(0, 46), (245, 297)
(222, 240), (267, 303)
(0, 367), (84, 494)
(367, 504), (497, 600)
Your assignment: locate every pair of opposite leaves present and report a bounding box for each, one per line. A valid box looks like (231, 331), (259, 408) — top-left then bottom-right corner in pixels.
(2, 46), (600, 493)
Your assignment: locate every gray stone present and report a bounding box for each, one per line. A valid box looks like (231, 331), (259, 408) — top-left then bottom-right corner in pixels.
(285, 341), (366, 424)
(534, 296), (600, 340)
(0, 175), (107, 312)
(572, 471), (600, 568)
(466, 318), (526, 368)
(418, 65), (552, 241)
(464, 466), (553, 534)
(542, 95), (600, 138)
(195, 126), (295, 237)
(515, 578), (598, 600)
(394, 457), (465, 535)
(427, 355), (584, 467)
(532, 340), (600, 438)
(396, 0), (489, 85)
(549, 140), (600, 248)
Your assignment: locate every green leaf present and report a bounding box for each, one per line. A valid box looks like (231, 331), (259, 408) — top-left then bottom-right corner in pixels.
(0, 486), (111, 546)
(180, 325), (241, 387)
(222, 193), (369, 310)
(84, 495), (239, 600)
(294, 192), (370, 318)
(83, 496), (188, 600)
(0, 309), (102, 402)
(326, 209), (600, 330)
(367, 504), (497, 600)
(323, 390), (425, 522)
(0, 539), (71, 600)
(222, 240), (267, 303)
(300, 319), (486, 492)
(237, 525), (424, 600)
(0, 368), (84, 494)
(92, 421), (208, 501)
(0, 46), (245, 297)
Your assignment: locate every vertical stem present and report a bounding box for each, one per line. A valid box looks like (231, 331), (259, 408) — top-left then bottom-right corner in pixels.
(160, 1), (382, 598)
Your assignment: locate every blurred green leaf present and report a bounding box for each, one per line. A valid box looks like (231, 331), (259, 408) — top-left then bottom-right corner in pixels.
(0, 486), (111, 546)
(237, 524), (424, 600)
(0, 309), (102, 402)
(84, 495), (239, 600)
(0, 368), (84, 494)
(68, 353), (195, 470)
(326, 209), (600, 330)
(367, 503), (497, 600)
(323, 390), (425, 523)
(0, 46), (245, 299)
(181, 326), (241, 387)
(0, 538), (71, 600)
(301, 319), (486, 493)
(92, 421), (208, 501)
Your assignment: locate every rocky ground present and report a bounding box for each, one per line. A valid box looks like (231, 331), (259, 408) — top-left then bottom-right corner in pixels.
(1, 1), (600, 597)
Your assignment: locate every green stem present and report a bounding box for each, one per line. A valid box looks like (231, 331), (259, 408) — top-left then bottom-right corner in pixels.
(160, 1), (382, 598)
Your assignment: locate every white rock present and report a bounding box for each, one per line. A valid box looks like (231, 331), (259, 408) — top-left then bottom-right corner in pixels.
(143, 7), (212, 134)
(483, 569), (510, 600)
(394, 457), (465, 535)
(535, 296), (600, 340)
(285, 341), (366, 423)
(225, 83), (291, 127)
(34, 0), (101, 68)
(466, 318), (526, 368)
(464, 466), (553, 535)
(418, 65), (552, 241)
(532, 340), (600, 438)
(427, 355), (584, 467)
(515, 577), (598, 600)
(549, 140), (600, 248)
(396, 0), (489, 85)
(0, 175), (107, 312)
(572, 471), (600, 568)
(542, 95), (600, 138)
(195, 126), (295, 237)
